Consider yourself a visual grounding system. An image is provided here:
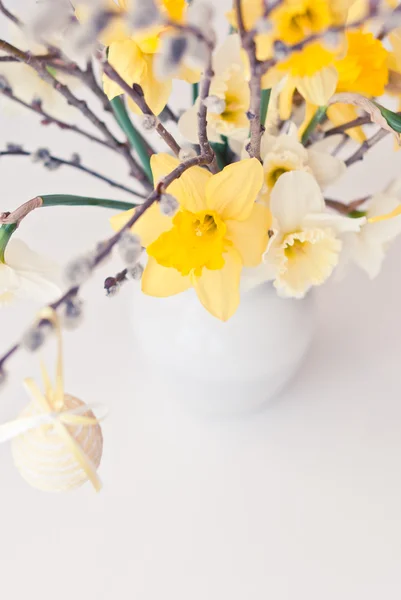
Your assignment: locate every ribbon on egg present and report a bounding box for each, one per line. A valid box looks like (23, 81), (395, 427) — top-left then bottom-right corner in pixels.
(0, 307), (107, 492)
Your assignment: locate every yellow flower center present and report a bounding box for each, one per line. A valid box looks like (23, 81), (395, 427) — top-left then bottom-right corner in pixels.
(272, 0), (332, 45)
(266, 165), (290, 188)
(284, 237), (308, 259)
(278, 42), (335, 77)
(147, 209), (230, 276)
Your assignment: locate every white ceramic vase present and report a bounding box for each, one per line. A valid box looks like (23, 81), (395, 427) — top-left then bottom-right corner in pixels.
(130, 283), (316, 415)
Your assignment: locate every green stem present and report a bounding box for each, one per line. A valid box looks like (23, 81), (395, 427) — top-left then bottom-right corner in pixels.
(0, 224), (17, 263)
(41, 194), (138, 211)
(260, 88), (271, 127)
(301, 106), (327, 146)
(110, 97), (153, 183)
(192, 82), (199, 105)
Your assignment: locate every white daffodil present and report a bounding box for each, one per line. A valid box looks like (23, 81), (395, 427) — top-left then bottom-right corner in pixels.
(178, 34), (249, 147)
(0, 239), (61, 306)
(241, 127), (346, 201)
(261, 171), (365, 298)
(341, 179), (401, 279)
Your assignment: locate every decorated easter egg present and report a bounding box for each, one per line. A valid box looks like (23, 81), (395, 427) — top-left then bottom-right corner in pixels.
(11, 394), (103, 492)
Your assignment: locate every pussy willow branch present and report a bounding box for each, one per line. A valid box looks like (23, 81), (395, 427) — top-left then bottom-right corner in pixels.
(167, 22), (218, 172)
(345, 129), (390, 167)
(244, 0), (283, 41)
(197, 54), (219, 173)
(0, 0), (20, 26)
(0, 148), (143, 197)
(324, 115), (372, 137)
(325, 111), (401, 137)
(102, 61), (181, 157)
(325, 197), (369, 215)
(0, 154), (214, 373)
(235, 0), (262, 161)
(0, 39), (150, 187)
(0, 87), (112, 150)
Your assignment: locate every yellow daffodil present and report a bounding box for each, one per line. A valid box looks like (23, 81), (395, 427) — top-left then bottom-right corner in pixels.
(77, 0), (198, 115)
(299, 30), (389, 143)
(335, 31), (389, 96)
(179, 35), (250, 147)
(110, 155), (269, 320)
(258, 0), (351, 110)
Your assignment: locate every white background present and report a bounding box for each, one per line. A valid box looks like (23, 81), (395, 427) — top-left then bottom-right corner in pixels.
(1, 1), (401, 598)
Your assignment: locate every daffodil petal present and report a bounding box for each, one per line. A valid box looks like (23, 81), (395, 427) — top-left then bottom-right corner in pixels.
(102, 40), (146, 101)
(110, 205), (173, 248)
(296, 66), (338, 106)
(142, 257), (191, 297)
(206, 158), (264, 221)
(279, 78), (297, 121)
(326, 104), (367, 143)
(128, 54), (172, 116)
(150, 153), (211, 212)
(307, 147), (346, 187)
(226, 203), (272, 267)
(192, 247), (242, 321)
(270, 171), (325, 232)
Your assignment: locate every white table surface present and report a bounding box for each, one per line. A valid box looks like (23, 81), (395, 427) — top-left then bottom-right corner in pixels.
(1, 2), (401, 598)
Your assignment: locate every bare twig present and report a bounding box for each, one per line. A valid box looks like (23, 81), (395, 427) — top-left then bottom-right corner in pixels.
(0, 154), (214, 372)
(0, 0), (21, 26)
(235, 0), (262, 161)
(0, 148), (145, 197)
(197, 56), (219, 172)
(345, 129), (389, 167)
(0, 39), (150, 187)
(0, 88), (113, 149)
(244, 0), (283, 41)
(102, 61), (182, 157)
(325, 197), (369, 214)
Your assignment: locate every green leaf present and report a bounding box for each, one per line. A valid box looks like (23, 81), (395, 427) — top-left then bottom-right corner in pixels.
(373, 102), (401, 134)
(301, 106), (327, 145)
(260, 89), (271, 127)
(0, 224), (17, 263)
(110, 97), (153, 183)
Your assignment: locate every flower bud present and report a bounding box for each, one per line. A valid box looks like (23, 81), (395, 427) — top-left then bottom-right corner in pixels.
(127, 263), (144, 281)
(104, 278), (120, 297)
(61, 297), (84, 330)
(0, 75), (11, 92)
(31, 148), (50, 164)
(64, 255), (93, 286)
(273, 40), (290, 60)
(255, 17), (273, 34)
(203, 95), (226, 115)
(179, 146), (197, 161)
(0, 368), (7, 390)
(118, 231), (142, 266)
(140, 114), (158, 131)
(160, 193), (179, 217)
(22, 321), (53, 353)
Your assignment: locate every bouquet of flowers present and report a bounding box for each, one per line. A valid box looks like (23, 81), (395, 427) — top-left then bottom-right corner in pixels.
(1, 0), (401, 491)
